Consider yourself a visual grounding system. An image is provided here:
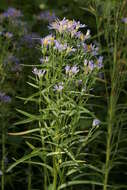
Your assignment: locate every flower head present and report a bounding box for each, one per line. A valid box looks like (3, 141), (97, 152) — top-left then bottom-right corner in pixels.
(54, 40), (68, 51)
(54, 82), (64, 92)
(49, 18), (86, 36)
(40, 56), (49, 64)
(122, 17), (127, 23)
(88, 60), (95, 71)
(92, 119), (100, 127)
(41, 35), (55, 47)
(37, 10), (57, 22)
(97, 56), (103, 69)
(65, 65), (79, 76)
(32, 68), (46, 78)
(4, 32), (13, 39)
(2, 7), (22, 18)
(0, 92), (11, 103)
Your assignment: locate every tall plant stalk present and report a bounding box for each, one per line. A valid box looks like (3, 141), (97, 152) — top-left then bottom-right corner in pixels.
(1, 121), (5, 190)
(103, 7), (119, 190)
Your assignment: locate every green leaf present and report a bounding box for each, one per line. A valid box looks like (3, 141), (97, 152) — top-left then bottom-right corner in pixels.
(8, 128), (40, 136)
(58, 180), (104, 189)
(7, 149), (41, 173)
(24, 161), (53, 175)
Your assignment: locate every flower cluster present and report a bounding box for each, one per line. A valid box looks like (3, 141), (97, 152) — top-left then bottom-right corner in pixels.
(32, 68), (46, 78)
(49, 17), (86, 37)
(65, 65), (79, 76)
(53, 82), (64, 92)
(36, 18), (104, 93)
(41, 35), (55, 47)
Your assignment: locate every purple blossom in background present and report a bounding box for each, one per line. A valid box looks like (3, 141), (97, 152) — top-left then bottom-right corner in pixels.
(54, 82), (64, 92)
(11, 63), (22, 72)
(97, 56), (103, 69)
(4, 32), (13, 39)
(0, 92), (11, 103)
(91, 44), (99, 56)
(121, 17), (127, 23)
(21, 33), (40, 48)
(4, 55), (22, 72)
(92, 119), (100, 127)
(32, 68), (46, 78)
(37, 10), (57, 22)
(2, 7), (22, 18)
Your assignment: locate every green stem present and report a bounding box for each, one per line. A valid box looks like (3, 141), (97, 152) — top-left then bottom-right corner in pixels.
(27, 160), (32, 190)
(1, 123), (5, 190)
(53, 157), (57, 190)
(103, 10), (118, 190)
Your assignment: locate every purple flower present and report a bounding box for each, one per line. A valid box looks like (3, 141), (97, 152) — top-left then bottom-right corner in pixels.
(2, 7), (22, 18)
(121, 17), (127, 23)
(88, 60), (95, 71)
(71, 66), (79, 74)
(0, 92), (11, 103)
(90, 44), (99, 56)
(65, 65), (71, 74)
(82, 43), (87, 52)
(49, 18), (86, 36)
(54, 82), (64, 92)
(37, 10), (57, 22)
(97, 56), (103, 69)
(92, 119), (100, 127)
(41, 35), (55, 47)
(32, 68), (46, 78)
(54, 40), (68, 51)
(65, 65), (79, 75)
(4, 32), (13, 39)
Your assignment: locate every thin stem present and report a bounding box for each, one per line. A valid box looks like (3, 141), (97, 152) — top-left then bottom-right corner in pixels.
(53, 156), (57, 190)
(1, 122), (5, 190)
(27, 160), (32, 190)
(103, 8), (119, 190)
